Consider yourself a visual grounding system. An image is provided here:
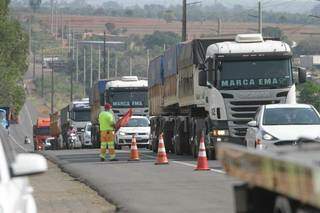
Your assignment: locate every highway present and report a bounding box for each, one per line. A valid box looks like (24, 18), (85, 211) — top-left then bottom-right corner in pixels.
(9, 99), (238, 213)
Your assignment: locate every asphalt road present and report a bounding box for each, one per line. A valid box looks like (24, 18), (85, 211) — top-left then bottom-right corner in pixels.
(44, 147), (238, 213)
(9, 99), (238, 213)
(7, 66), (239, 213)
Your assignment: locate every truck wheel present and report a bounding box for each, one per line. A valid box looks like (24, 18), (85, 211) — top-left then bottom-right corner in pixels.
(191, 137), (199, 158)
(152, 138), (158, 153)
(174, 135), (183, 155)
(207, 148), (216, 160)
(273, 196), (293, 213)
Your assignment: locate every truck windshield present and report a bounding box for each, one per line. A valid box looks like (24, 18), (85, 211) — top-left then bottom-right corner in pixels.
(263, 108), (320, 125)
(36, 127), (50, 135)
(72, 109), (91, 122)
(218, 59), (293, 90)
(107, 89), (148, 108)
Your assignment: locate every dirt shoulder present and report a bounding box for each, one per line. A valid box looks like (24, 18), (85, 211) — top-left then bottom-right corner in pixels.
(29, 161), (116, 213)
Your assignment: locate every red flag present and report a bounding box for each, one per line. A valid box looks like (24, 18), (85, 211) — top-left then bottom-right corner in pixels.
(115, 108), (133, 131)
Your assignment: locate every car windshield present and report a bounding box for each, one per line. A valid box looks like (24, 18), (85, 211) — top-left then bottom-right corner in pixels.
(263, 107), (320, 125)
(219, 59), (292, 90)
(125, 118), (149, 127)
(86, 124), (92, 132)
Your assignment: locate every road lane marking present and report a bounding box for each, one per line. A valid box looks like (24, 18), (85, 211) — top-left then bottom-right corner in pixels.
(141, 153), (226, 174)
(25, 102), (34, 127)
(9, 134), (27, 152)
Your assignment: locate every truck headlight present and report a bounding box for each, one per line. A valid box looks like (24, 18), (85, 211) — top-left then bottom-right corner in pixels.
(119, 131), (126, 136)
(211, 130), (229, 136)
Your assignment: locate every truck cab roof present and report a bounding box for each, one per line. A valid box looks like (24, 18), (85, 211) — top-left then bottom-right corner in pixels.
(206, 34), (291, 58)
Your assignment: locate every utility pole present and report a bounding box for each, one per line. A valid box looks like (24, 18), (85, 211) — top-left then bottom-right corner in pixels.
(107, 48), (110, 79)
(182, 0), (187, 41)
(61, 12), (64, 47)
(258, 1), (262, 34)
(115, 53), (118, 77)
(72, 31), (75, 60)
(218, 18), (221, 36)
(98, 46), (101, 80)
(90, 44), (93, 88)
(51, 56), (54, 114)
(76, 41), (79, 81)
(70, 61), (73, 102)
(55, 2), (58, 40)
(68, 21), (71, 52)
(50, 0), (53, 34)
(103, 31), (106, 79)
(83, 47), (86, 96)
(41, 48), (44, 97)
(29, 16), (32, 55)
(129, 57), (132, 76)
(33, 52), (36, 80)
(146, 49), (150, 77)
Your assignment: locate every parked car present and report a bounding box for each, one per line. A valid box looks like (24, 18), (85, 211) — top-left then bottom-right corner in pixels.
(0, 128), (47, 213)
(245, 104), (320, 149)
(81, 122), (92, 148)
(115, 116), (151, 149)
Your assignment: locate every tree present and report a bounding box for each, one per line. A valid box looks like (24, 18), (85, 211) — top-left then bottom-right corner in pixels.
(29, 0), (41, 12)
(0, 1), (28, 113)
(105, 22), (116, 34)
(143, 31), (180, 50)
(299, 82), (320, 111)
(163, 10), (176, 23)
(294, 38), (320, 55)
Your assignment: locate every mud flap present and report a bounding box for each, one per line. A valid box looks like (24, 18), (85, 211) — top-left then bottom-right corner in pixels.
(234, 183), (249, 213)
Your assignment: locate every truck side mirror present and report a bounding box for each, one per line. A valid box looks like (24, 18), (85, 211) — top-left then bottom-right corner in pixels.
(199, 70), (207, 87)
(298, 67), (306, 84)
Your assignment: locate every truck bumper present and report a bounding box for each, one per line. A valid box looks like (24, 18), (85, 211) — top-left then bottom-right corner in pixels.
(207, 136), (245, 148)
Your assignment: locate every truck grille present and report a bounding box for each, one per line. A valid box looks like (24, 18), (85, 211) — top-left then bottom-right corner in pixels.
(225, 98), (283, 138)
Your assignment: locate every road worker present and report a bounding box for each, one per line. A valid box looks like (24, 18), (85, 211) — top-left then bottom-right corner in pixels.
(98, 103), (117, 161)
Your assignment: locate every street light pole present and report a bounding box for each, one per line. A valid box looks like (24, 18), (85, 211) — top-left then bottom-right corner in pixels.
(41, 48), (44, 97)
(51, 56), (54, 114)
(83, 47), (86, 96)
(182, 0), (187, 41)
(103, 31), (106, 79)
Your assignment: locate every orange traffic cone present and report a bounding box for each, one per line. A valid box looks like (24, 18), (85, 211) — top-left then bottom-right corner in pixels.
(155, 133), (169, 165)
(195, 134), (210, 171)
(129, 134), (140, 161)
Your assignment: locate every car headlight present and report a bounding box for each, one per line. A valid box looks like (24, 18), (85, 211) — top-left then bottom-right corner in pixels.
(119, 131), (126, 136)
(262, 131), (277, 141)
(211, 130), (229, 136)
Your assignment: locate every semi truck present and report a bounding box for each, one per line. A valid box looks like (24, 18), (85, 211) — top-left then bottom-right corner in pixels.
(33, 117), (51, 151)
(148, 34), (306, 159)
(90, 76), (148, 148)
(218, 141), (320, 213)
(49, 98), (90, 149)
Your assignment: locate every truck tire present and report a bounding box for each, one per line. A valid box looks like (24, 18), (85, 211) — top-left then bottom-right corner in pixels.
(273, 196), (293, 213)
(174, 135), (183, 155)
(191, 136), (199, 158)
(207, 148), (216, 160)
(152, 137), (158, 153)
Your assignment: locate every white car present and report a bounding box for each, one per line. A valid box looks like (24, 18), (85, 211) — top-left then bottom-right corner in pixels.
(0, 129), (47, 213)
(82, 122), (92, 147)
(115, 116), (151, 149)
(245, 104), (320, 149)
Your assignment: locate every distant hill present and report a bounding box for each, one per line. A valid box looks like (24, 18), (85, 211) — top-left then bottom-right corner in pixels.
(14, 0), (319, 14)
